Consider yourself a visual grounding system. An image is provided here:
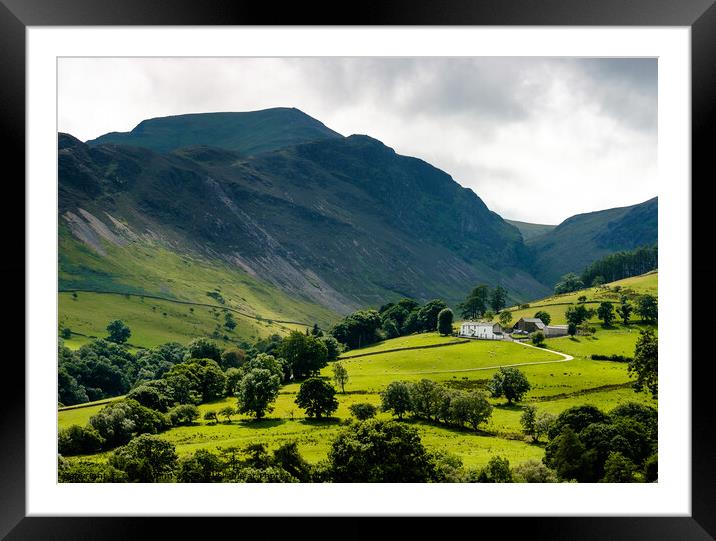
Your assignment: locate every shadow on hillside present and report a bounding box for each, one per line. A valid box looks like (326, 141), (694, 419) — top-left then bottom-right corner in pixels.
(236, 418), (286, 429)
(298, 417), (342, 427)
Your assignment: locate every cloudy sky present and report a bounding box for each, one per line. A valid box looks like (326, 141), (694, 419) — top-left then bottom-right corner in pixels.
(58, 57), (657, 224)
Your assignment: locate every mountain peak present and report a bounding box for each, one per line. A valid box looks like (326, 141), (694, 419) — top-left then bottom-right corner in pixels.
(86, 108), (343, 156)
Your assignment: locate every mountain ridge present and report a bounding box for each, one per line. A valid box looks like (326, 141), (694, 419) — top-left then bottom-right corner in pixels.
(60, 107), (657, 331)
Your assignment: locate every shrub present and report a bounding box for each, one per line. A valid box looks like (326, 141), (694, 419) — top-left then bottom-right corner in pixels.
(109, 434), (178, 482)
(168, 404), (200, 426)
(58, 425), (105, 455)
(349, 402), (378, 421)
(58, 460), (128, 483)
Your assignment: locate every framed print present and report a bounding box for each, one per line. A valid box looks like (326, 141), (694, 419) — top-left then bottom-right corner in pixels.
(3, 0), (715, 538)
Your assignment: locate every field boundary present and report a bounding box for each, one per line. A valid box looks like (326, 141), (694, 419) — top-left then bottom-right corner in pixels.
(58, 395), (123, 411)
(338, 339), (471, 360)
(59, 288), (312, 327)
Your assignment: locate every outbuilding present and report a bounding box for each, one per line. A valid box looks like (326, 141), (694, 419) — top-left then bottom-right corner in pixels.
(514, 317), (546, 333)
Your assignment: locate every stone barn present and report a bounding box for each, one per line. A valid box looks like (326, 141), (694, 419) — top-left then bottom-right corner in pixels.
(514, 317), (546, 333)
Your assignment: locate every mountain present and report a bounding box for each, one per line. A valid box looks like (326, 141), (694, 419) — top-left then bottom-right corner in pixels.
(527, 197), (658, 287)
(505, 220), (556, 242)
(59, 109), (552, 337)
(86, 108), (342, 156)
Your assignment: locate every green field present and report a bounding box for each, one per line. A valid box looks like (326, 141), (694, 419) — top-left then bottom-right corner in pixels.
(60, 323), (656, 469)
(59, 292), (308, 350)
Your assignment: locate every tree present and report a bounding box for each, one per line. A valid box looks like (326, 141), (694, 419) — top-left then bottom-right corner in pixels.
(380, 381), (413, 420)
(58, 459), (128, 483)
(636, 294), (658, 324)
(88, 399), (169, 447)
(311, 323), (323, 337)
(295, 378), (338, 418)
(408, 379), (443, 421)
(349, 402), (378, 421)
(106, 320), (131, 344)
(597, 302), (615, 327)
(463, 391), (493, 430)
(459, 285), (490, 320)
(487, 367), (531, 404)
(219, 406), (236, 423)
(321, 336), (343, 361)
(279, 331), (329, 379)
(203, 410), (218, 424)
(417, 300), (448, 332)
(544, 427), (589, 482)
(554, 273), (584, 294)
(166, 358), (226, 403)
(490, 285), (508, 313)
(475, 456), (513, 483)
(643, 453), (658, 482)
(567, 322), (577, 337)
(628, 328), (658, 398)
(58, 365), (89, 406)
(177, 449), (224, 482)
(220, 348), (246, 370)
(616, 298), (633, 325)
(330, 310), (382, 349)
(534, 411), (556, 442)
(328, 419), (434, 482)
(531, 331), (545, 347)
(186, 338), (222, 363)
(109, 434), (178, 482)
(499, 311), (513, 328)
(437, 308), (454, 336)
(520, 405), (538, 441)
(223, 312), (237, 330)
(58, 424), (105, 455)
(565, 304), (594, 327)
(224, 367), (243, 397)
(236, 368), (281, 419)
(601, 452), (636, 483)
(126, 380), (175, 412)
(331, 362), (349, 393)
(273, 441), (312, 482)
(577, 295), (588, 304)
(548, 405), (607, 440)
(533, 311), (551, 326)
(168, 404), (199, 426)
(513, 460), (558, 483)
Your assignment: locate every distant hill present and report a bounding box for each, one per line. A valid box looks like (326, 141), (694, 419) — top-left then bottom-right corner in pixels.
(505, 219), (556, 242)
(86, 108), (343, 156)
(527, 197), (658, 287)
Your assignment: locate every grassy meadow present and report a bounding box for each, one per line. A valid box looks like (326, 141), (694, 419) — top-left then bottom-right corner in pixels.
(60, 323), (656, 469)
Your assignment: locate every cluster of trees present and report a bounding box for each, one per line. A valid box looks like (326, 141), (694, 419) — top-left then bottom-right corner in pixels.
(59, 323), (342, 407)
(381, 379), (494, 430)
(330, 298), (455, 350)
(535, 403), (658, 483)
(457, 285), (508, 320)
(581, 246), (657, 287)
(562, 293), (657, 336)
(59, 417), (559, 484)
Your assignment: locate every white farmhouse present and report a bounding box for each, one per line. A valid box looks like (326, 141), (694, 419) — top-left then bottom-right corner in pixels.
(459, 321), (503, 340)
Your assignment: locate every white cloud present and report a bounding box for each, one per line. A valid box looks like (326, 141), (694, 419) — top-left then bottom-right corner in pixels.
(58, 57), (657, 224)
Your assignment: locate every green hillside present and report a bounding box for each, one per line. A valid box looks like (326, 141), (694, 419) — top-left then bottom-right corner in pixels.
(59, 223), (338, 347)
(86, 108), (342, 155)
(528, 197), (657, 287)
(496, 271), (657, 325)
(505, 219), (556, 242)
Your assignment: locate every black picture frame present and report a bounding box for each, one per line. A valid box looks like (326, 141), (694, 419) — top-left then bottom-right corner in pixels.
(2, 0), (713, 538)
